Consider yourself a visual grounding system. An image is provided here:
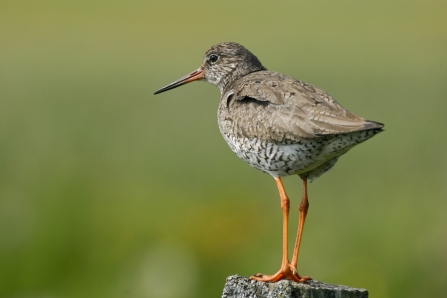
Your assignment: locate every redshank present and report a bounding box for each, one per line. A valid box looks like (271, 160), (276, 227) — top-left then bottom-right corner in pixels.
(154, 42), (384, 283)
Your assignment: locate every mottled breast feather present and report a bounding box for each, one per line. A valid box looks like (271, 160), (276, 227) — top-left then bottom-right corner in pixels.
(219, 71), (383, 144)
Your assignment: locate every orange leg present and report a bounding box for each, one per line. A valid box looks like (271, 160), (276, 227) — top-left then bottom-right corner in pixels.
(250, 177), (308, 283)
(290, 178), (311, 281)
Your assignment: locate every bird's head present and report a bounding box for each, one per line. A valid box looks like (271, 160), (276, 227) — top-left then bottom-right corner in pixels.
(154, 42), (266, 95)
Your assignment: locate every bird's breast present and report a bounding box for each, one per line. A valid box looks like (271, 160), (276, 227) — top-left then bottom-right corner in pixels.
(217, 105), (380, 178)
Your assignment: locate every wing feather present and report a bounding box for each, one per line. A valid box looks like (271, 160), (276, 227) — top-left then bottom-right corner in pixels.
(223, 71), (383, 143)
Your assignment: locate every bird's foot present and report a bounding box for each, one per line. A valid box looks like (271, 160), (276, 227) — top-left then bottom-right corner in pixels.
(250, 263), (311, 283)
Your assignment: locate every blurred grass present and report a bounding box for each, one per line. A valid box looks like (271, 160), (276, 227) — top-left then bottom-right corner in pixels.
(0, 0), (446, 297)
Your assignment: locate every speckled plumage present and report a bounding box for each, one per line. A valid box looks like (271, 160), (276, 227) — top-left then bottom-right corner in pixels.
(206, 44), (384, 180)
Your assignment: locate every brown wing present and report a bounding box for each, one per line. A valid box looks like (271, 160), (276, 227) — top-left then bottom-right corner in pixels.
(223, 71), (383, 143)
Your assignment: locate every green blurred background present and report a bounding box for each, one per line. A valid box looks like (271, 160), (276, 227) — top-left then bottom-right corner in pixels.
(1, 0), (446, 297)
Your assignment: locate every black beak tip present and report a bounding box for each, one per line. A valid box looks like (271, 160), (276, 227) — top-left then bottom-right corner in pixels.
(153, 88), (166, 95)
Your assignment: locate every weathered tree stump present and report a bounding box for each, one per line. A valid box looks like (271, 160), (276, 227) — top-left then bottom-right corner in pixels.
(222, 275), (368, 298)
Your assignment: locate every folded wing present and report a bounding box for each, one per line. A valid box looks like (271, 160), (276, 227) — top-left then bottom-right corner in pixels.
(225, 71), (383, 143)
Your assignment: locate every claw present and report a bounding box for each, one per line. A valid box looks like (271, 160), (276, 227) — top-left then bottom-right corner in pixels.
(250, 263), (310, 283)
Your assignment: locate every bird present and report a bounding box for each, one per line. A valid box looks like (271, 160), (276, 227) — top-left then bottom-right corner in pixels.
(154, 42), (384, 283)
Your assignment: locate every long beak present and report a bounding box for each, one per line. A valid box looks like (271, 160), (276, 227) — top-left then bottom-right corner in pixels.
(154, 68), (205, 95)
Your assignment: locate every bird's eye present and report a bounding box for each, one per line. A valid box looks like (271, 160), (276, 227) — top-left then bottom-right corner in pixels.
(209, 54), (219, 63)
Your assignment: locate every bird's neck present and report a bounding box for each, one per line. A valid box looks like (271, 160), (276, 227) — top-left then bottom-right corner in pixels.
(219, 66), (267, 94)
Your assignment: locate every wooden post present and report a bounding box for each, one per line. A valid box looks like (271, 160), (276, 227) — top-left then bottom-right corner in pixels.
(222, 275), (368, 298)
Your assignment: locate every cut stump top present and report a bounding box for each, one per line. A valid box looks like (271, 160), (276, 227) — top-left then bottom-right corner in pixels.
(222, 275), (368, 298)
